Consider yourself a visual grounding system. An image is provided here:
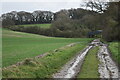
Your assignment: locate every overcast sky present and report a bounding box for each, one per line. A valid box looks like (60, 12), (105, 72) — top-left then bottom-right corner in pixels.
(0, 0), (115, 15)
(0, 0), (86, 15)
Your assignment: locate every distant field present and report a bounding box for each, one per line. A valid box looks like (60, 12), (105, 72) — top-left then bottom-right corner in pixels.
(109, 42), (119, 64)
(18, 24), (51, 28)
(2, 29), (93, 67)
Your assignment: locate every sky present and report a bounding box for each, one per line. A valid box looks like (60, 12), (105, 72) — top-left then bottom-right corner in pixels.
(0, 0), (117, 15)
(0, 0), (85, 15)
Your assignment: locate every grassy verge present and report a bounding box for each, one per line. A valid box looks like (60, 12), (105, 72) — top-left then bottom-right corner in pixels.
(18, 24), (51, 28)
(108, 42), (119, 64)
(77, 47), (99, 78)
(3, 42), (88, 78)
(2, 29), (93, 67)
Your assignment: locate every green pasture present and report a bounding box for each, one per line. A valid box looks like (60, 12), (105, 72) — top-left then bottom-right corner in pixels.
(2, 29), (93, 67)
(18, 24), (51, 28)
(3, 42), (89, 78)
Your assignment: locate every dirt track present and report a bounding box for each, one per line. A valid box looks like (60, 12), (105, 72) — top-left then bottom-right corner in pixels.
(53, 39), (119, 79)
(98, 44), (119, 78)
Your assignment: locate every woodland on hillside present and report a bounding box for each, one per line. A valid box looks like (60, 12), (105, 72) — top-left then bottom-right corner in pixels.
(1, 2), (120, 41)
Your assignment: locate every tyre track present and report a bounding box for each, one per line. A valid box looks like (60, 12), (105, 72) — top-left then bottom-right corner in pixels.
(98, 44), (119, 79)
(53, 39), (119, 79)
(53, 40), (99, 78)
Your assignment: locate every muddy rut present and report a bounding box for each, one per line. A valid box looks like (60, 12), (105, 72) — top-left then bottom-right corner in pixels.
(98, 44), (119, 78)
(53, 39), (119, 79)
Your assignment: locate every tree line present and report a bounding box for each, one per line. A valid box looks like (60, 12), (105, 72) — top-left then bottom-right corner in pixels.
(1, 2), (120, 41)
(1, 11), (54, 25)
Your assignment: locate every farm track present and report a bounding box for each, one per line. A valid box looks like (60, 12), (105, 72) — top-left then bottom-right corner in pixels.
(53, 39), (119, 79)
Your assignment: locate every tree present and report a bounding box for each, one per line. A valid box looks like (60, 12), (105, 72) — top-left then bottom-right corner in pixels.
(2, 17), (15, 28)
(82, 0), (109, 13)
(52, 10), (72, 31)
(102, 2), (119, 41)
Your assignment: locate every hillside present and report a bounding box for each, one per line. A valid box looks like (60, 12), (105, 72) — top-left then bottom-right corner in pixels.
(2, 29), (93, 67)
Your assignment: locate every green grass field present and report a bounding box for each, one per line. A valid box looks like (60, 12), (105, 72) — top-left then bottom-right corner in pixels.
(2, 29), (93, 67)
(18, 24), (51, 28)
(77, 47), (99, 78)
(3, 42), (89, 78)
(109, 42), (119, 64)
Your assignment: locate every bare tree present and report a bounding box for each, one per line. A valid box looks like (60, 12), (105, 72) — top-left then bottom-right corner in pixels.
(81, 0), (109, 13)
